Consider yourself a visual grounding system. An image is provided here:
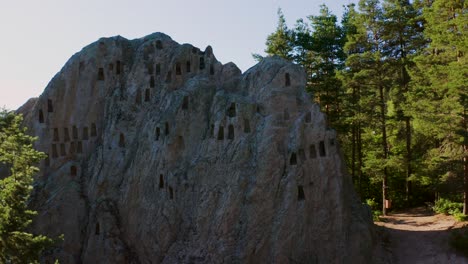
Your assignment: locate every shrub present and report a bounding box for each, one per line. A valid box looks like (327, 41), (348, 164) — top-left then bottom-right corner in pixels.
(433, 198), (463, 215)
(372, 210), (383, 222)
(365, 198), (382, 222)
(453, 213), (468, 222)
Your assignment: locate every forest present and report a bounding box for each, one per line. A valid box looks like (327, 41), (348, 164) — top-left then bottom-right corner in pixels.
(256, 0), (467, 217)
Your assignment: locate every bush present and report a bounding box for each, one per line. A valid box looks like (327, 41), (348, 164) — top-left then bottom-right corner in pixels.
(372, 210), (383, 222)
(365, 198), (382, 222)
(433, 198), (463, 215)
(453, 213), (468, 222)
(366, 198), (379, 211)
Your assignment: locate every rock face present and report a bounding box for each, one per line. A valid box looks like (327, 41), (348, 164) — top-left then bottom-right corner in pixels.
(19, 33), (374, 263)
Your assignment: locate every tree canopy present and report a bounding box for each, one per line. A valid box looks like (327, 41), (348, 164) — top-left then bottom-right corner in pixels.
(258, 0), (468, 215)
(0, 110), (55, 263)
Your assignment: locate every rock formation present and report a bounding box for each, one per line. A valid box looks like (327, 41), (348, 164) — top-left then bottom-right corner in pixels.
(19, 32), (375, 263)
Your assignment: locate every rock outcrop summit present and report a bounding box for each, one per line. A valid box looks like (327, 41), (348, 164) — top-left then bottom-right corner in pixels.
(19, 32), (375, 263)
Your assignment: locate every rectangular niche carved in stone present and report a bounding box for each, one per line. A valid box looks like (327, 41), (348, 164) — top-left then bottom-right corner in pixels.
(51, 144), (58, 158)
(165, 122), (169, 135)
(227, 103), (236, 117)
(166, 71), (172, 83)
(176, 62), (182, 75)
(285, 73), (291, 86)
(284, 109), (290, 120)
(73, 126), (78, 140)
(116, 60), (121, 75)
(47, 99), (54, 113)
(319, 141), (326, 157)
(182, 96), (189, 110)
(155, 127), (160, 141)
(305, 112), (312, 123)
(91, 123), (97, 137)
(177, 136), (185, 150)
(156, 40), (163, 50)
(119, 133), (125, 148)
(38, 109), (44, 123)
(290, 152), (297, 165)
(156, 64), (161, 75)
(210, 64), (214, 75)
(95, 222), (100, 235)
(186, 61), (191, 73)
(77, 141), (83, 153)
(169, 186), (174, 199)
(228, 124), (234, 140)
(64, 127), (70, 142)
(244, 119), (251, 133)
(309, 144), (317, 159)
(79, 61), (85, 73)
(70, 165), (77, 176)
(69, 142), (76, 154)
(199, 57), (205, 70)
(136, 89), (142, 105)
(60, 143), (66, 156)
(217, 126), (224, 140)
(150, 75), (155, 88)
(159, 174), (164, 189)
(145, 89), (150, 102)
(297, 185), (305, 201)
(83, 127), (89, 140)
(98, 68), (105, 80)
(210, 124), (214, 138)
(147, 63), (154, 75)
(53, 128), (59, 142)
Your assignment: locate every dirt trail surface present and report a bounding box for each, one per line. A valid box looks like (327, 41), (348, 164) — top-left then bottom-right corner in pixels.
(375, 207), (468, 264)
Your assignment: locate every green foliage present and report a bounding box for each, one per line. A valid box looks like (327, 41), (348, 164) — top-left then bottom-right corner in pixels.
(262, 8), (294, 60)
(366, 198), (383, 221)
(453, 213), (468, 222)
(433, 198), (463, 215)
(259, 0), (467, 214)
(0, 110), (56, 263)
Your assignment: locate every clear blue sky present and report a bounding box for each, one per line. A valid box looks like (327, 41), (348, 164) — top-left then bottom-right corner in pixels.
(0, 0), (356, 110)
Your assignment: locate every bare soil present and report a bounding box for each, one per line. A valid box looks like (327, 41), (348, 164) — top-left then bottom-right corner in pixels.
(375, 207), (468, 264)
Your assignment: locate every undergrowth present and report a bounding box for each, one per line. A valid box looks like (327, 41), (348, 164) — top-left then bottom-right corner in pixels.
(433, 198), (465, 221)
(366, 198), (382, 222)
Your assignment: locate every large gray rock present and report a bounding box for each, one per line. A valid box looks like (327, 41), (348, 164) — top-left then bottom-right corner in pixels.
(19, 32), (375, 263)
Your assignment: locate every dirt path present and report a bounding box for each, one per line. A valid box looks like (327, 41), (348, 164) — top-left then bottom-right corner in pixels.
(375, 207), (468, 264)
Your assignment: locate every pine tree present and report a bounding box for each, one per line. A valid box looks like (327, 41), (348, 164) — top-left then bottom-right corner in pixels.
(259, 8), (294, 60)
(381, 0), (425, 204)
(342, 0), (394, 215)
(0, 110), (55, 263)
(409, 0), (468, 213)
(339, 3), (367, 195)
(307, 5), (346, 127)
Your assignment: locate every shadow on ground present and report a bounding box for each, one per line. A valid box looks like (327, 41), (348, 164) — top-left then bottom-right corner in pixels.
(373, 207), (468, 264)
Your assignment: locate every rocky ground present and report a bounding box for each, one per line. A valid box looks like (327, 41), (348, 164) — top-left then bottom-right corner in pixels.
(375, 207), (468, 264)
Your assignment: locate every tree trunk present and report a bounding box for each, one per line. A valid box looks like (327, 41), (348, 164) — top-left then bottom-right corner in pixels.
(379, 84), (389, 216)
(463, 153), (467, 215)
(358, 123), (363, 197)
(405, 117), (412, 204)
(463, 109), (468, 215)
